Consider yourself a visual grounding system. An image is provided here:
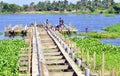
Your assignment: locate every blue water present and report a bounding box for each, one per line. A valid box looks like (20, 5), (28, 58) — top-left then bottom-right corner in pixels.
(0, 14), (120, 45)
(101, 38), (120, 46)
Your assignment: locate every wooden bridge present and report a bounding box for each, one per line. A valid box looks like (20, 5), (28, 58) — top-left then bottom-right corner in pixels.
(4, 24), (77, 37)
(14, 23), (86, 76)
(3, 23), (93, 76)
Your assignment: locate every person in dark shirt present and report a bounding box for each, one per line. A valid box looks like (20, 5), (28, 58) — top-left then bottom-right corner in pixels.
(59, 18), (62, 26)
(85, 26), (88, 33)
(46, 19), (48, 24)
(61, 19), (64, 25)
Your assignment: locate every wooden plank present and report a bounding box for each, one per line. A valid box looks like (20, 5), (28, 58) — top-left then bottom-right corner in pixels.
(47, 65), (69, 70)
(41, 40), (53, 43)
(42, 45), (57, 49)
(19, 67), (28, 71)
(32, 26), (41, 76)
(21, 48), (29, 51)
(19, 54), (28, 57)
(102, 52), (105, 76)
(45, 56), (63, 60)
(42, 45), (57, 48)
(18, 62), (28, 66)
(39, 34), (48, 36)
(43, 49), (58, 53)
(49, 72), (74, 76)
(93, 52), (96, 71)
(44, 52), (61, 56)
(40, 38), (52, 40)
(46, 59), (65, 65)
(42, 42), (55, 45)
(19, 57), (28, 61)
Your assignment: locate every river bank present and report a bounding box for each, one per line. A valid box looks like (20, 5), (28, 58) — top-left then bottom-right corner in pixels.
(0, 10), (119, 16)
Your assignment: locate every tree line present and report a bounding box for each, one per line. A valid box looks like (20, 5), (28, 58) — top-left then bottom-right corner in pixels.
(0, 0), (120, 14)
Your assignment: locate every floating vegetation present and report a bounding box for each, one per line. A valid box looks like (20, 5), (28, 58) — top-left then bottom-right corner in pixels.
(79, 31), (120, 39)
(70, 38), (120, 75)
(0, 39), (27, 76)
(104, 14), (116, 17)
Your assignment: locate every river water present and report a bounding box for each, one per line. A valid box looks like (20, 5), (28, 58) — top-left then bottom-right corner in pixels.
(0, 14), (120, 45)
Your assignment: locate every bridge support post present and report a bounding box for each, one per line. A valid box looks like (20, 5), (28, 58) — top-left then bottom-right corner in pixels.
(85, 67), (90, 76)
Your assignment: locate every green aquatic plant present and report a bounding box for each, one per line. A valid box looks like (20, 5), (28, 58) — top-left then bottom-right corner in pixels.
(78, 24), (120, 39)
(104, 14), (116, 17)
(0, 39), (27, 76)
(79, 31), (120, 39)
(70, 37), (120, 75)
(103, 24), (120, 33)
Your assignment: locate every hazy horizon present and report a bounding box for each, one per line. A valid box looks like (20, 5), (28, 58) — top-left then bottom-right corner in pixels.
(0, 0), (120, 6)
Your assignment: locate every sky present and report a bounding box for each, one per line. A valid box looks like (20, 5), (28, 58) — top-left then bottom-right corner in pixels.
(0, 0), (120, 6)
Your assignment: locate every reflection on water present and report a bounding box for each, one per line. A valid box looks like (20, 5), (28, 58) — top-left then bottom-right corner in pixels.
(101, 38), (120, 46)
(4, 36), (23, 40)
(0, 33), (23, 40)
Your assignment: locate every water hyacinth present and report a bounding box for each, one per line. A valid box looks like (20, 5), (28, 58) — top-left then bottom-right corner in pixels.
(70, 37), (120, 75)
(0, 39), (27, 76)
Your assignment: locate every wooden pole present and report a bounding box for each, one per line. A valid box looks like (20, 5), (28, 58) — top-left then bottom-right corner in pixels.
(102, 52), (105, 76)
(110, 69), (115, 76)
(74, 43), (76, 52)
(82, 48), (84, 59)
(77, 48), (79, 57)
(65, 37), (66, 43)
(86, 50), (89, 66)
(93, 52), (96, 71)
(68, 40), (70, 47)
(70, 42), (72, 50)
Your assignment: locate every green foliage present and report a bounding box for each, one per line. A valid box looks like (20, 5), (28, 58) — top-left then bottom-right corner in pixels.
(103, 24), (120, 33)
(0, 0), (119, 14)
(0, 39), (27, 76)
(70, 38), (120, 75)
(23, 4), (29, 11)
(113, 3), (120, 13)
(0, 1), (21, 13)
